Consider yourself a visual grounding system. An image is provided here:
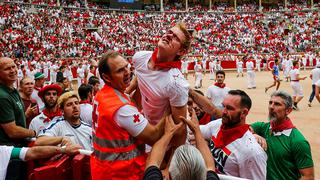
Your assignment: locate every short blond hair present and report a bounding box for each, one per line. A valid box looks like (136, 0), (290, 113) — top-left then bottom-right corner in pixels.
(174, 22), (192, 50)
(57, 91), (79, 109)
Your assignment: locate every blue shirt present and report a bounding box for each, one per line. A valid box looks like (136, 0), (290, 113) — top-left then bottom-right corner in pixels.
(273, 65), (279, 76)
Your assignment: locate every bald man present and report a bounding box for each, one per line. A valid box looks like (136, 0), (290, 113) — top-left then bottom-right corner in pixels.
(0, 57), (36, 146)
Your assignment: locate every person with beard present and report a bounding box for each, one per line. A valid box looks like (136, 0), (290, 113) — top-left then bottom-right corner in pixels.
(19, 77), (39, 127)
(29, 84), (63, 135)
(35, 91), (92, 150)
(251, 91), (314, 180)
(199, 90), (267, 179)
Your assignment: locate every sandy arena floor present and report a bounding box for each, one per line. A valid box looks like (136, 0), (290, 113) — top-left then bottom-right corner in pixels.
(186, 69), (319, 178)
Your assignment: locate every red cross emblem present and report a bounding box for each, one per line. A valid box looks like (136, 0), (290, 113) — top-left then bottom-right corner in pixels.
(133, 114), (140, 123)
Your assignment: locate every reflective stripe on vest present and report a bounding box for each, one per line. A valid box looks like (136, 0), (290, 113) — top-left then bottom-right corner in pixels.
(114, 89), (129, 104)
(93, 144), (145, 161)
(93, 135), (135, 148)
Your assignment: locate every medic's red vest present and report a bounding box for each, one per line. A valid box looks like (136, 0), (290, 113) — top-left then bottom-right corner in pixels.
(91, 85), (147, 180)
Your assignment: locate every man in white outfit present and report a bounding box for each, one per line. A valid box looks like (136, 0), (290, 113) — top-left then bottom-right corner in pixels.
(132, 23), (192, 148)
(246, 59), (256, 89)
(194, 61), (203, 89)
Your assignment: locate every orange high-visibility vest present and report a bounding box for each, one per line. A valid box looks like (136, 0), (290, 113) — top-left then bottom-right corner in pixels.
(91, 85), (147, 180)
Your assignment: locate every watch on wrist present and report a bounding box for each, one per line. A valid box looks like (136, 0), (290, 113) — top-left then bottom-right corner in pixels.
(60, 145), (67, 154)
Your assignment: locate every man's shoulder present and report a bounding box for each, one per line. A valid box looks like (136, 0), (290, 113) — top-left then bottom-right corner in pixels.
(290, 128), (308, 142)
(132, 51), (152, 68)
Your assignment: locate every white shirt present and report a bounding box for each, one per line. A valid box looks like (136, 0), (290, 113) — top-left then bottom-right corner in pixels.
(181, 61), (189, 70)
(79, 103), (93, 127)
(29, 112), (61, 136)
(311, 67), (320, 85)
(39, 117), (93, 150)
(115, 105), (148, 137)
(209, 61), (215, 70)
(246, 61), (254, 71)
(77, 67), (85, 78)
(0, 146), (13, 180)
(200, 119), (267, 179)
(133, 51), (189, 125)
(0, 146), (28, 180)
(289, 68), (299, 81)
(206, 85), (230, 109)
(236, 61), (243, 69)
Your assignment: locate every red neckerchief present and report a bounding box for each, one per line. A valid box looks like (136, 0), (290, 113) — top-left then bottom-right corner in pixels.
(34, 86), (42, 91)
(199, 113), (211, 125)
(214, 124), (250, 148)
(214, 82), (226, 88)
(270, 118), (295, 132)
(293, 66), (299, 70)
(79, 100), (92, 105)
(42, 109), (62, 123)
(151, 48), (181, 69)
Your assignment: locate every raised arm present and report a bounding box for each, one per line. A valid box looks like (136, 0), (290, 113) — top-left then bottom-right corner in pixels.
(189, 89), (222, 118)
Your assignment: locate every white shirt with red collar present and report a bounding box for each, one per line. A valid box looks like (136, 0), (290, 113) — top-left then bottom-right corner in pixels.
(200, 119), (267, 179)
(132, 51), (189, 125)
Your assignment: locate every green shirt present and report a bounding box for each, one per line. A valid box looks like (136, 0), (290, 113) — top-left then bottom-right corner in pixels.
(0, 84), (26, 146)
(251, 122), (313, 180)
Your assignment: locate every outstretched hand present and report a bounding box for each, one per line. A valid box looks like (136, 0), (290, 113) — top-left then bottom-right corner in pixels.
(179, 109), (200, 133)
(164, 115), (184, 136)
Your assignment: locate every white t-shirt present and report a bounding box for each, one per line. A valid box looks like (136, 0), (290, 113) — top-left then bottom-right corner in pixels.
(79, 103), (93, 127)
(115, 105), (148, 137)
(246, 61), (254, 71)
(289, 68), (299, 81)
(236, 61), (243, 69)
(29, 112), (61, 136)
(132, 51), (189, 125)
(311, 68), (320, 85)
(39, 117), (93, 150)
(209, 61), (215, 70)
(200, 119), (267, 179)
(0, 146), (13, 180)
(181, 61), (189, 71)
(206, 85), (230, 109)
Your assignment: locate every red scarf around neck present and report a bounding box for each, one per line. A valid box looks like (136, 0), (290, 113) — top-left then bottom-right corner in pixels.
(151, 48), (181, 69)
(214, 82), (226, 88)
(214, 124), (250, 148)
(34, 86), (42, 91)
(80, 100), (92, 105)
(42, 108), (62, 123)
(270, 118), (295, 132)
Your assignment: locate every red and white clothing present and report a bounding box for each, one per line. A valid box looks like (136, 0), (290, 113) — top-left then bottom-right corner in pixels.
(290, 68), (303, 97)
(132, 51), (189, 125)
(200, 119), (267, 179)
(29, 111), (61, 136)
(206, 84), (230, 109)
(246, 60), (256, 88)
(194, 63), (203, 88)
(31, 87), (45, 111)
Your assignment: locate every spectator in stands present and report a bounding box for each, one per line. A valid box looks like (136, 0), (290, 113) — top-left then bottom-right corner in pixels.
(143, 111), (219, 180)
(35, 91), (92, 150)
(251, 91), (314, 179)
(29, 84), (63, 135)
(31, 72), (46, 110)
(62, 77), (73, 93)
(0, 57), (37, 180)
(91, 51), (168, 179)
(78, 84), (93, 126)
(0, 144), (81, 180)
(56, 65), (66, 83)
(19, 77), (39, 127)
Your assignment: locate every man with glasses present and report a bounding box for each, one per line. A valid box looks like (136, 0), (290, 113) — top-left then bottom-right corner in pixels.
(131, 23), (192, 148)
(29, 84), (63, 135)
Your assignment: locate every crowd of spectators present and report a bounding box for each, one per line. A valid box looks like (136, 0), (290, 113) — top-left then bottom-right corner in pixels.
(0, 2), (320, 63)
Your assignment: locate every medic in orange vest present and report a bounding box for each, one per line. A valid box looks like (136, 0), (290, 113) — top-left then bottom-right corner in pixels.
(91, 52), (166, 180)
